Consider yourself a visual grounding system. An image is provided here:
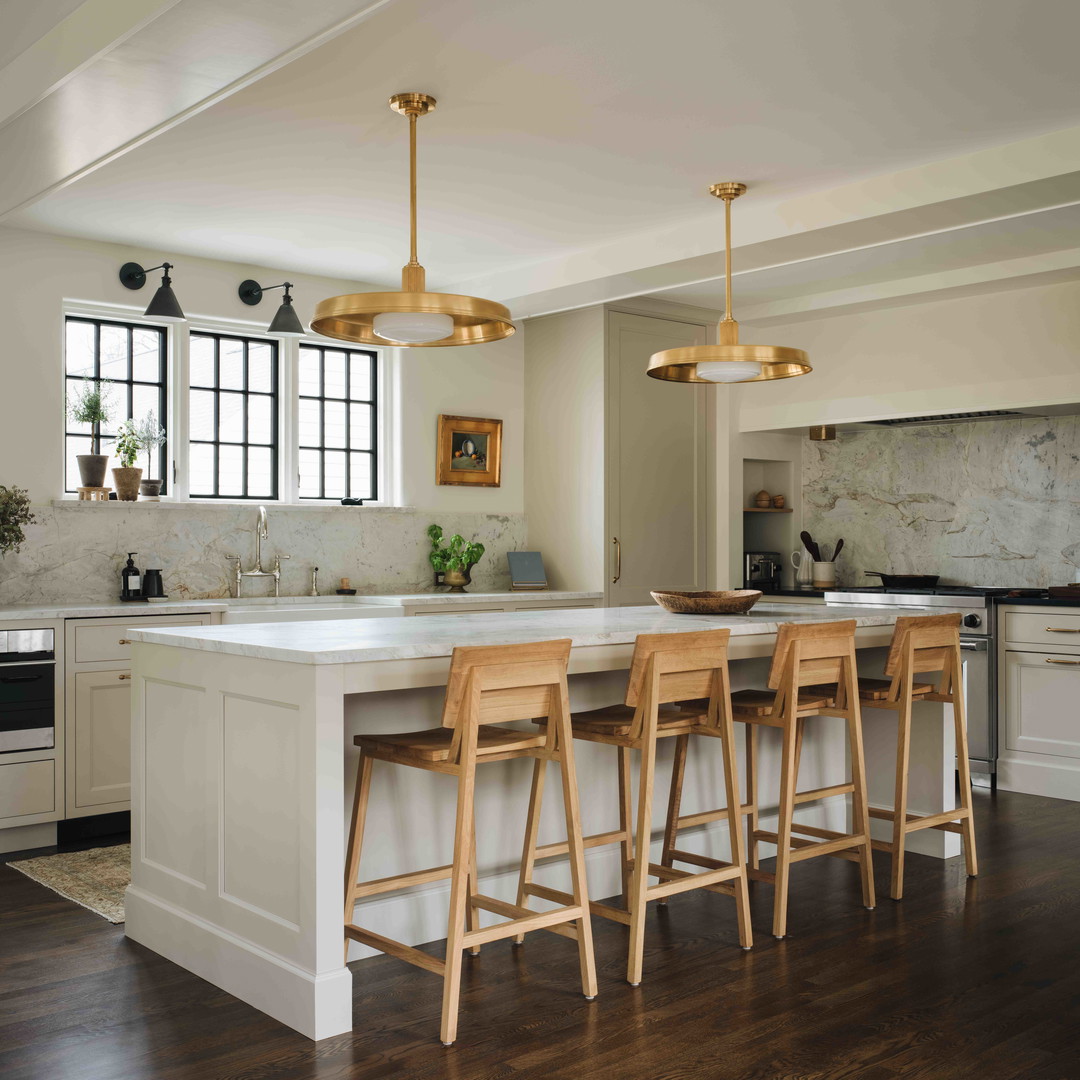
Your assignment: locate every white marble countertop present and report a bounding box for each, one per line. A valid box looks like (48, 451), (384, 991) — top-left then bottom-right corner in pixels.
(0, 590), (600, 622)
(124, 602), (943, 665)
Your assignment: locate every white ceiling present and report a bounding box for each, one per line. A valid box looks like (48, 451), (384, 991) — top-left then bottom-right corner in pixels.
(5, 0), (1080, 316)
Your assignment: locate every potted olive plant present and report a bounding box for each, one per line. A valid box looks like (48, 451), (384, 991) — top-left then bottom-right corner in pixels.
(135, 412), (167, 498)
(0, 485), (36, 558)
(112, 420), (143, 501)
(427, 524), (485, 592)
(68, 379), (112, 488)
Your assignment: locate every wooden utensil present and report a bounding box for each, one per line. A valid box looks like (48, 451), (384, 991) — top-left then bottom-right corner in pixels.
(832, 538), (844, 561)
(800, 531), (821, 561)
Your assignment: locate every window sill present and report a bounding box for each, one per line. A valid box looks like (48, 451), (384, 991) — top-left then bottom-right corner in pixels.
(51, 499), (404, 511)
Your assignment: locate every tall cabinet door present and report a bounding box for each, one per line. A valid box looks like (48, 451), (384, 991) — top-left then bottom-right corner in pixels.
(606, 311), (710, 606)
(72, 670), (134, 812)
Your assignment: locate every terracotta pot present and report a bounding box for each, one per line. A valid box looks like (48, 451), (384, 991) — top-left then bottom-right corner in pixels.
(112, 466), (143, 501)
(76, 454), (109, 488)
(139, 479), (163, 498)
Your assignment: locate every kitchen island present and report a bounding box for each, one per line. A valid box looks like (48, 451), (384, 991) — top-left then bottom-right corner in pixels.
(124, 603), (962, 1040)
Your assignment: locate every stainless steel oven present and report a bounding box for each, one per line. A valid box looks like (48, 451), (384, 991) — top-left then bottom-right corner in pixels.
(0, 629), (56, 754)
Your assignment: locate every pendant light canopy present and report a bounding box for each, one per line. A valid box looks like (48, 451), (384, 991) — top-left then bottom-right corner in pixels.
(311, 93), (515, 348)
(119, 261), (186, 323)
(647, 183), (811, 383)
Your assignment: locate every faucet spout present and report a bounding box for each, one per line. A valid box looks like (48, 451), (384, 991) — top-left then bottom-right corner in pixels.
(255, 505), (268, 570)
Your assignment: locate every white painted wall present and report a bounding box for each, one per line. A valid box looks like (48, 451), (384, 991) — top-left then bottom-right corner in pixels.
(737, 278), (1080, 433)
(0, 225), (524, 513)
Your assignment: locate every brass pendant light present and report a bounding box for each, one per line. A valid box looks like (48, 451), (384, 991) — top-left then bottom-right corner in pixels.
(647, 182), (811, 383)
(311, 93), (515, 348)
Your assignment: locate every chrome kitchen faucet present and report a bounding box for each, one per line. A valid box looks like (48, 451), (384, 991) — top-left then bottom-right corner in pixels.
(226, 505), (291, 597)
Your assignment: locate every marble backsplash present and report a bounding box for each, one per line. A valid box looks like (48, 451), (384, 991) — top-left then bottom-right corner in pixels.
(0, 505), (527, 605)
(802, 416), (1080, 589)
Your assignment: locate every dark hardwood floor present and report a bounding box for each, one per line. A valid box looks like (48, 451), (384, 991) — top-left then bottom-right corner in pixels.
(2, 789), (1078, 1080)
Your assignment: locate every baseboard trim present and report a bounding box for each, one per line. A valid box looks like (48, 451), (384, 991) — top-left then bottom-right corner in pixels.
(998, 755), (1080, 803)
(125, 885), (352, 1041)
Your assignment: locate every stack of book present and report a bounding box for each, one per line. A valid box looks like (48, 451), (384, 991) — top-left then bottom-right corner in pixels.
(507, 551), (549, 592)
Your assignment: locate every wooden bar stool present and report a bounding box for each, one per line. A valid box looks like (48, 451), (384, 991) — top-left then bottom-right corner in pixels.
(728, 619), (876, 939)
(515, 629), (752, 987)
(852, 612), (978, 900)
(343, 639), (597, 1047)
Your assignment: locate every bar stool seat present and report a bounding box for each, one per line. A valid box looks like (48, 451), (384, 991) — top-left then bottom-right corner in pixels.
(356, 725), (546, 762)
(803, 677), (935, 702)
(730, 687), (836, 718)
(566, 701), (708, 737)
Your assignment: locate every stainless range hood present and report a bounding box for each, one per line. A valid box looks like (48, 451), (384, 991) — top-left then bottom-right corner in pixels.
(836, 402), (1080, 432)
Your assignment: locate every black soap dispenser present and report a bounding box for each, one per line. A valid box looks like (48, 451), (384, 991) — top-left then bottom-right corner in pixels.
(121, 553), (145, 602)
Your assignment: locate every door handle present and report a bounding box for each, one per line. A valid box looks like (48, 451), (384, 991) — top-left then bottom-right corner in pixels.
(118, 673), (132, 680)
(118, 638), (132, 645)
(1045, 627), (1080, 633)
(612, 537), (621, 584)
(1045, 658), (1080, 666)
(958, 641), (987, 651)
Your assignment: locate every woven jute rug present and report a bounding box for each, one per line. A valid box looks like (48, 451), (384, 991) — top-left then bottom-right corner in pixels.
(6, 843), (130, 923)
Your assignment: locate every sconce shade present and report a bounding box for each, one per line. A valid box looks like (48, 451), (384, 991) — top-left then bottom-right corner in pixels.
(268, 295), (305, 337)
(119, 260), (186, 323)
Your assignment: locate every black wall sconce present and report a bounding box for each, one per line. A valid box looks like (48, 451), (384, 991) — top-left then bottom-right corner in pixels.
(119, 261), (186, 322)
(238, 279), (305, 337)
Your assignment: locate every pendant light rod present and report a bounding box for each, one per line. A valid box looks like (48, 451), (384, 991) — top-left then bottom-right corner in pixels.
(709, 181), (746, 346)
(408, 111), (419, 268)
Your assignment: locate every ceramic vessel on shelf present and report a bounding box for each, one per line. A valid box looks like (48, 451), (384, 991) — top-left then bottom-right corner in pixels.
(651, 589), (762, 615)
(812, 561), (836, 588)
(791, 547), (814, 586)
(754, 489), (772, 508)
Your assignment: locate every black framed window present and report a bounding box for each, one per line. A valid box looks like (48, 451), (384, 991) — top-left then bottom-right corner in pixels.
(297, 344), (377, 501)
(189, 332), (278, 499)
(65, 317), (168, 493)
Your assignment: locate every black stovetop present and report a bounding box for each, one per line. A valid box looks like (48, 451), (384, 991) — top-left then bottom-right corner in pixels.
(832, 585), (1047, 599)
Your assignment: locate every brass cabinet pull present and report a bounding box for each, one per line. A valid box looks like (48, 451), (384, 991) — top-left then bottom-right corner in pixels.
(612, 537), (621, 584)
(1045, 627), (1080, 633)
(1045, 658), (1080, 666)
(118, 638), (132, 645)
(118, 673), (132, 680)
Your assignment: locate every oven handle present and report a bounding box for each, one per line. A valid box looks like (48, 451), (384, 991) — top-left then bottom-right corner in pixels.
(959, 639), (988, 652)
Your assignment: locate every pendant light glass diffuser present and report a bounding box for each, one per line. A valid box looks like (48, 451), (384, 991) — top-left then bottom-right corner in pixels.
(311, 93), (514, 348)
(647, 182), (811, 383)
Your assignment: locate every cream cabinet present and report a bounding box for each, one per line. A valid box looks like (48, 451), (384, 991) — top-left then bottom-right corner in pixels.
(65, 612), (213, 817)
(999, 604), (1080, 802)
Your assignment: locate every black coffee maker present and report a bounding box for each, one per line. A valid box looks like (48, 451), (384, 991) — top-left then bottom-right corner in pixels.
(744, 551), (782, 592)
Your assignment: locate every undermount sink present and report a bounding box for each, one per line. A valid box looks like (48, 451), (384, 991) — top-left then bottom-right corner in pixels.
(220, 604), (405, 624)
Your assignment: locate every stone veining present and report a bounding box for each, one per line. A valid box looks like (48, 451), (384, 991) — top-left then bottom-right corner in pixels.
(802, 416), (1080, 588)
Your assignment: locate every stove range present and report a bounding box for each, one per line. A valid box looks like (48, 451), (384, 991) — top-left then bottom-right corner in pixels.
(824, 584), (1018, 786)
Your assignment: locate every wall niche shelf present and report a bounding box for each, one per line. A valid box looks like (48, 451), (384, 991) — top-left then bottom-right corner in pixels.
(744, 507), (793, 513)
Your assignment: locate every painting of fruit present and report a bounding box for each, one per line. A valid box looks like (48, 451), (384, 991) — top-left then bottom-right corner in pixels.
(450, 431), (489, 470)
(437, 414), (502, 488)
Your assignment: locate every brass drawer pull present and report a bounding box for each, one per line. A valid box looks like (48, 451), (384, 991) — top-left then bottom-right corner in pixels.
(1045, 627), (1080, 633)
(118, 673), (132, 680)
(1045, 658), (1080, 666)
(118, 638), (132, 645)
(612, 537), (621, 584)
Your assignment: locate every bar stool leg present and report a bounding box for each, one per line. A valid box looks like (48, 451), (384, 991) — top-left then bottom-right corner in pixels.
(627, 733), (658, 985)
(846, 689), (877, 912)
(717, 711), (753, 950)
(552, 694), (598, 1001)
(441, 746), (479, 1046)
(467, 821), (482, 955)
(617, 746), (634, 904)
(745, 725), (760, 871)
(343, 752), (374, 963)
(951, 647), (979, 878)
(890, 692), (913, 901)
(657, 734), (689, 907)
(772, 723), (799, 939)
(512, 758), (547, 945)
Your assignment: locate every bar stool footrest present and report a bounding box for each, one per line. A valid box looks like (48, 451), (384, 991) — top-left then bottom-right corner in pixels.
(675, 802), (754, 828)
(753, 828), (865, 864)
(869, 805), (969, 833)
(470, 894), (581, 941)
(462, 901), (587, 948)
(345, 924), (446, 975)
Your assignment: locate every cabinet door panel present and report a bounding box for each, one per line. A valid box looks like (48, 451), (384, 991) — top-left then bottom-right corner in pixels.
(607, 312), (709, 606)
(73, 671), (133, 808)
(1004, 650), (1080, 759)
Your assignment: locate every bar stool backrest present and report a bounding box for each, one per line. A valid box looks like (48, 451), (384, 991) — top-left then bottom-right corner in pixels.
(766, 620), (858, 692)
(883, 613), (961, 697)
(623, 629), (733, 710)
(440, 639), (573, 740)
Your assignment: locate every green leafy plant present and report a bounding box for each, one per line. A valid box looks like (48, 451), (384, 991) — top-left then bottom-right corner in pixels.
(427, 523), (485, 573)
(0, 486), (36, 557)
(67, 379), (113, 455)
(134, 411), (166, 476)
(114, 420), (142, 469)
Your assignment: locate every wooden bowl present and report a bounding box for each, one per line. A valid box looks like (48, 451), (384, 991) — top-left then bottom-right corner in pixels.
(650, 589), (763, 615)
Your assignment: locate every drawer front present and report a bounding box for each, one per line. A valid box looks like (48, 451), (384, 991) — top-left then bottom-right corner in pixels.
(1005, 611), (1080, 648)
(72, 614), (212, 664)
(0, 758), (55, 819)
(1004, 649), (1080, 759)
(407, 606), (507, 616)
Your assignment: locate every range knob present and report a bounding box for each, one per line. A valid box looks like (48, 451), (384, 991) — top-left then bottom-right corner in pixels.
(962, 613), (982, 629)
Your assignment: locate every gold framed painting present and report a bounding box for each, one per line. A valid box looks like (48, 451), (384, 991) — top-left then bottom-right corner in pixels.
(436, 414), (502, 487)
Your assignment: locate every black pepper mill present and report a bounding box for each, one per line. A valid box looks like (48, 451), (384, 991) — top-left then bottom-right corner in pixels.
(121, 553), (145, 602)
